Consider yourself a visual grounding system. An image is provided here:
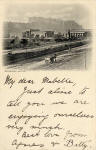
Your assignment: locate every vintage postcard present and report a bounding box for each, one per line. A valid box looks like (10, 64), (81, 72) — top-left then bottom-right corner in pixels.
(0, 0), (96, 150)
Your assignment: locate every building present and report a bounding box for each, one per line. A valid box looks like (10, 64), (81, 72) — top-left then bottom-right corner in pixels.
(68, 29), (91, 40)
(45, 31), (54, 38)
(22, 29), (45, 39)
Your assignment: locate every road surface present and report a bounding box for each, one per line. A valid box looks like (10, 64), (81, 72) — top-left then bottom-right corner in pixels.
(4, 44), (91, 71)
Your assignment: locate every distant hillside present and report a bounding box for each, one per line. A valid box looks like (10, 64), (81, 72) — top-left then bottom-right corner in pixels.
(29, 17), (83, 32)
(4, 22), (36, 37)
(4, 17), (83, 37)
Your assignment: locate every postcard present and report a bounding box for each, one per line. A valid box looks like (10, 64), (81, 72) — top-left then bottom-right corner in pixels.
(0, 0), (96, 150)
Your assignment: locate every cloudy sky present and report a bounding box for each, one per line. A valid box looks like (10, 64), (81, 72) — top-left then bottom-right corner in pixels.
(5, 3), (91, 29)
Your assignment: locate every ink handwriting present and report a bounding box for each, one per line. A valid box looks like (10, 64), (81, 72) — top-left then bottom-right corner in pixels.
(4, 75), (94, 150)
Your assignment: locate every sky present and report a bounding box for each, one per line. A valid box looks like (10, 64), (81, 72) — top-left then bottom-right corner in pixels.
(5, 3), (91, 29)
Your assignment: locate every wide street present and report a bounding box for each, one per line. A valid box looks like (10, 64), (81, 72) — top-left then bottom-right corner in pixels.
(4, 44), (91, 71)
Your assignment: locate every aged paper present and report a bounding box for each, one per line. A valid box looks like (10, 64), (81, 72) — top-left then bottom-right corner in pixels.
(0, 0), (96, 150)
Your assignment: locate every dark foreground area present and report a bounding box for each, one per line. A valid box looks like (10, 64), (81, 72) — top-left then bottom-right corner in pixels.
(3, 40), (89, 66)
(4, 43), (91, 71)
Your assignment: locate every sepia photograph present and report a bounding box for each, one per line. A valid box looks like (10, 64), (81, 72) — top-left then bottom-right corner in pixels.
(0, 1), (96, 150)
(3, 3), (92, 71)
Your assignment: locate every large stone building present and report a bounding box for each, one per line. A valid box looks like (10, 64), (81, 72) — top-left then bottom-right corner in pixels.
(68, 29), (91, 39)
(22, 29), (45, 39)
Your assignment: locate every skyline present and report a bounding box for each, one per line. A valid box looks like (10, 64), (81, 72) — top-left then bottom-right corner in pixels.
(5, 3), (91, 29)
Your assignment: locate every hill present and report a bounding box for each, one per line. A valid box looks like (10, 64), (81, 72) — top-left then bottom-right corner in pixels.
(4, 17), (83, 38)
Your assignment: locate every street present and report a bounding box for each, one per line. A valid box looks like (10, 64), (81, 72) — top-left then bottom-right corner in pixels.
(4, 44), (91, 71)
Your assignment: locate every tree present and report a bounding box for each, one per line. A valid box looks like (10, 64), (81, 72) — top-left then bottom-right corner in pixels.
(20, 39), (28, 48)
